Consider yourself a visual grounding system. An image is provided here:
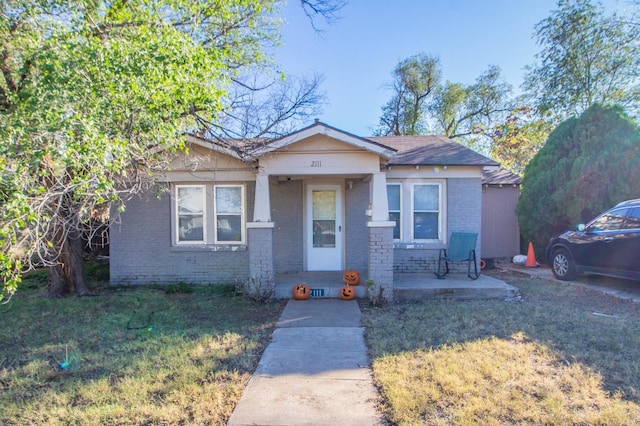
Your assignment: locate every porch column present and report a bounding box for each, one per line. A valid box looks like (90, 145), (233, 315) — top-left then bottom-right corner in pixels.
(253, 172), (271, 222)
(367, 172), (395, 303)
(247, 171), (274, 297)
(369, 172), (389, 221)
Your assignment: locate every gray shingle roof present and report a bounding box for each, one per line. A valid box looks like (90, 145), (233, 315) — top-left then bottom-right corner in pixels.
(482, 168), (521, 185)
(368, 135), (498, 167)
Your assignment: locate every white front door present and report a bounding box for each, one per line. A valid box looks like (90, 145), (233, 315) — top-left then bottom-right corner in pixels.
(306, 184), (343, 271)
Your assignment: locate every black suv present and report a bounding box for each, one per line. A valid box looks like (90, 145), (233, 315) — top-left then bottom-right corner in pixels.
(546, 199), (640, 281)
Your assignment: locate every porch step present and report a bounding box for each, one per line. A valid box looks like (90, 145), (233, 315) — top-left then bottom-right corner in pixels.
(274, 284), (367, 299)
(272, 272), (520, 301)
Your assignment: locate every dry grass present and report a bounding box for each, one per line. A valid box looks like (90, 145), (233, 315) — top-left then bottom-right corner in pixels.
(361, 272), (640, 425)
(0, 270), (285, 425)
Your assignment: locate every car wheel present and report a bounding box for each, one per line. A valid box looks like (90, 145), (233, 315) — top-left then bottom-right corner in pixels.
(551, 248), (577, 281)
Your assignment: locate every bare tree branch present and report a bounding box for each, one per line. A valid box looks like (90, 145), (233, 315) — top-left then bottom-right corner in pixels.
(299, 0), (347, 32)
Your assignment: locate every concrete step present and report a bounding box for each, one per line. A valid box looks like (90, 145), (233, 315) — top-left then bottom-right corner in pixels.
(394, 285), (519, 301)
(275, 283), (368, 299)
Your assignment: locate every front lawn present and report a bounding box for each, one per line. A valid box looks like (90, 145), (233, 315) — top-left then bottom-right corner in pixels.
(362, 271), (640, 425)
(0, 270), (285, 425)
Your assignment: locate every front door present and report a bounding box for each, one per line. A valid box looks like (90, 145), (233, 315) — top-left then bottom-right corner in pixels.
(306, 184), (343, 271)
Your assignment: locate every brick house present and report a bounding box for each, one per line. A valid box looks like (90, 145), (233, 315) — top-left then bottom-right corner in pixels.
(109, 121), (498, 300)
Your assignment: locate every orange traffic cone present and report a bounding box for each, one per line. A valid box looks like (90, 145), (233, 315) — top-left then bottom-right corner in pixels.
(525, 242), (537, 268)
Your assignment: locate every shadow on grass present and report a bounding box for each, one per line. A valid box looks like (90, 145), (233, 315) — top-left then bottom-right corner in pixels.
(0, 279), (286, 424)
(361, 272), (640, 423)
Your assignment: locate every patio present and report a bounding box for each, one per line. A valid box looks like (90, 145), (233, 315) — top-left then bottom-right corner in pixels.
(274, 271), (520, 301)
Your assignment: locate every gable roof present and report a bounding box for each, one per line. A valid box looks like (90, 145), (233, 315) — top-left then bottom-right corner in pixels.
(187, 123), (499, 168)
(250, 121), (397, 159)
(369, 135), (498, 167)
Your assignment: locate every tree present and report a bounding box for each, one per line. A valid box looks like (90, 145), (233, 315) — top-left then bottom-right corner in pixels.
(299, 0), (347, 31)
(376, 53), (441, 136)
(0, 0), (331, 300)
(430, 65), (512, 141)
(376, 55), (512, 149)
(523, 0), (640, 121)
(483, 106), (552, 176)
(516, 104), (640, 257)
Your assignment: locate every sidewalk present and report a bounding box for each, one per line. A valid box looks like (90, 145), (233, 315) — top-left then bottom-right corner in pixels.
(227, 299), (383, 425)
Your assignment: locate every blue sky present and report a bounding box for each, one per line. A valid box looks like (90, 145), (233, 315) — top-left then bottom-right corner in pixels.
(275, 0), (626, 135)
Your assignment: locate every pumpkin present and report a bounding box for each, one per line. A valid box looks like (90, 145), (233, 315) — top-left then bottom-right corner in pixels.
(343, 270), (360, 286)
(292, 284), (310, 300)
(340, 285), (355, 300)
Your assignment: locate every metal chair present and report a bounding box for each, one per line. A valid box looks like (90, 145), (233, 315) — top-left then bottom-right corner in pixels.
(434, 232), (480, 280)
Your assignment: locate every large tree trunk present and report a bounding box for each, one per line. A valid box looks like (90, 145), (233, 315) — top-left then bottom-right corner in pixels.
(46, 230), (94, 298)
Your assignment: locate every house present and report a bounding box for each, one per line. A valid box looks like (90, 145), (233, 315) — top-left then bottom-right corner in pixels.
(109, 121), (498, 300)
(481, 169), (522, 262)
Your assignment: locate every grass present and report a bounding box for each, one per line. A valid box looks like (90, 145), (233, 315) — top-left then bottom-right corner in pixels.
(361, 271), (640, 425)
(0, 267), (285, 425)
(7, 266), (640, 425)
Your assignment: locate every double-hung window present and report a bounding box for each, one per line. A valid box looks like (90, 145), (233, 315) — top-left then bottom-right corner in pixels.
(176, 185), (206, 243)
(214, 185), (244, 243)
(387, 184), (401, 240)
(412, 183), (441, 241)
(387, 181), (444, 242)
(174, 184), (245, 245)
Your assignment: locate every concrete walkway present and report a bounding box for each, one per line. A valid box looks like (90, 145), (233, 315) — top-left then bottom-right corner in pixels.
(228, 299), (383, 425)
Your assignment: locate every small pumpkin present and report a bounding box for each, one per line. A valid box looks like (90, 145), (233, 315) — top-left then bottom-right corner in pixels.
(343, 270), (360, 286)
(292, 284), (310, 300)
(340, 285), (355, 300)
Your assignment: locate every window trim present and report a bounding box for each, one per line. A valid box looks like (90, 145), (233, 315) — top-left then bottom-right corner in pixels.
(410, 182), (443, 242)
(173, 183), (246, 246)
(387, 183), (402, 241)
(175, 184), (207, 245)
(213, 184), (246, 245)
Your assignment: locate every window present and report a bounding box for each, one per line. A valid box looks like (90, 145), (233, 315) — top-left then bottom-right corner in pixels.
(624, 208), (640, 230)
(215, 185), (244, 243)
(387, 184), (401, 240)
(412, 183), (440, 240)
(176, 185), (205, 243)
(589, 208), (628, 232)
(386, 180), (444, 243)
(174, 184), (245, 245)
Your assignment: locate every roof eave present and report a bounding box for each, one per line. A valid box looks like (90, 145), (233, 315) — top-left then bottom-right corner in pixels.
(250, 121), (397, 160)
(185, 134), (246, 161)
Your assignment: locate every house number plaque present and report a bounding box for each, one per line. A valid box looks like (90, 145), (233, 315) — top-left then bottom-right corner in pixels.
(311, 160), (322, 167)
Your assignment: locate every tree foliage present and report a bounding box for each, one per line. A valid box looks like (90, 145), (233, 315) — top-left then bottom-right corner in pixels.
(0, 0), (330, 300)
(376, 54), (512, 150)
(516, 104), (640, 256)
(431, 65), (512, 140)
(523, 0), (640, 121)
(376, 53), (441, 136)
(483, 106), (552, 176)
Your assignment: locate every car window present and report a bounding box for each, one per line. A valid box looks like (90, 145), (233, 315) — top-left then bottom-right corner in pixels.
(623, 208), (640, 230)
(588, 208), (629, 231)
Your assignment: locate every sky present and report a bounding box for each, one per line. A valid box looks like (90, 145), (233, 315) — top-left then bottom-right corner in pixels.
(274, 0), (627, 136)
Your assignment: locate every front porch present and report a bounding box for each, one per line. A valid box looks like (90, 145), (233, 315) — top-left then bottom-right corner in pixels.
(274, 272), (519, 301)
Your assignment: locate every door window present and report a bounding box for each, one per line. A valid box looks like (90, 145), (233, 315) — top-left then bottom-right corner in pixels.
(312, 190), (336, 248)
